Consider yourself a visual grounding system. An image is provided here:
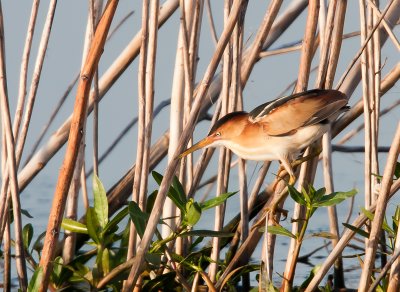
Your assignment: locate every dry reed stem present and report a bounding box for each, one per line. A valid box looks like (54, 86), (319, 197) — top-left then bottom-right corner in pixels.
(358, 122), (400, 291)
(325, 0), (347, 89)
(282, 1), (320, 289)
(387, 222), (400, 291)
(315, 0), (337, 88)
(17, 0), (179, 193)
(322, 131), (345, 287)
(305, 177), (400, 291)
(205, 0), (218, 47)
(367, 0), (400, 51)
(63, 1), (103, 263)
(3, 217), (10, 291)
(127, 0), (150, 262)
(0, 2), (28, 289)
(209, 0), (234, 281)
(334, 62), (400, 137)
(90, 0), (103, 177)
(336, 0), (398, 91)
(372, 238), (400, 291)
(122, 1), (248, 289)
(86, 99), (170, 177)
(25, 10), (133, 165)
(240, 0), (283, 86)
(38, 1), (119, 290)
(15, 0), (57, 168)
(14, 0), (40, 139)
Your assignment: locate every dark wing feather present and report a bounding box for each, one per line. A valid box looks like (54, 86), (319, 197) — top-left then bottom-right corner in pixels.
(249, 89), (348, 136)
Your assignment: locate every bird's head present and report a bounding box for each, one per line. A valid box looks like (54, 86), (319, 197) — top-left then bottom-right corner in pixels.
(179, 111), (248, 158)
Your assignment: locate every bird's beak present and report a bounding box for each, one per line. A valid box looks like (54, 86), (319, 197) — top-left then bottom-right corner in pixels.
(178, 136), (214, 159)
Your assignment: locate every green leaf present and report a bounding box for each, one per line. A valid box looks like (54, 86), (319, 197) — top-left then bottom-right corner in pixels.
(394, 162), (400, 179)
(266, 225), (296, 239)
(360, 207), (394, 235)
(128, 201), (148, 239)
(152, 171), (186, 212)
(184, 199), (202, 227)
(61, 218), (88, 234)
(307, 232), (337, 239)
(343, 223), (369, 238)
(102, 248), (110, 275)
(103, 206), (129, 234)
(301, 186), (312, 205)
(21, 208), (33, 218)
(23, 224), (33, 250)
(314, 189), (357, 207)
(288, 185), (306, 206)
(313, 187), (326, 203)
(299, 265), (320, 290)
(172, 176), (187, 206)
(93, 175), (109, 229)
(200, 192), (237, 210)
(86, 207), (101, 244)
(28, 266), (43, 292)
(180, 230), (234, 238)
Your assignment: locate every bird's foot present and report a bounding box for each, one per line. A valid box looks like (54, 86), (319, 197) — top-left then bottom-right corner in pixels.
(272, 170), (296, 191)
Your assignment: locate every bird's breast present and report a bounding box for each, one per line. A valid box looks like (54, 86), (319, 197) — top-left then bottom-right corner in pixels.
(219, 123), (329, 161)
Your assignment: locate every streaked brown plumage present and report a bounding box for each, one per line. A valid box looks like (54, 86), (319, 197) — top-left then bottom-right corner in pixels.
(180, 89), (349, 184)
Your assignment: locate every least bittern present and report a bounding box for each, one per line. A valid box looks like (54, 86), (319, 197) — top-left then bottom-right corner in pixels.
(179, 89), (348, 185)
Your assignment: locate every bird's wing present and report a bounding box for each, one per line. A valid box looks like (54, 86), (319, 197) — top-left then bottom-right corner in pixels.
(249, 89), (348, 136)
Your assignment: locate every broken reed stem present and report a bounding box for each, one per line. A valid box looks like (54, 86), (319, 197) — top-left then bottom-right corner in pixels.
(38, 1), (119, 290)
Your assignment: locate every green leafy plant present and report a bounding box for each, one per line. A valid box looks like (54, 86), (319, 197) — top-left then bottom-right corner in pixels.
(267, 184), (357, 290)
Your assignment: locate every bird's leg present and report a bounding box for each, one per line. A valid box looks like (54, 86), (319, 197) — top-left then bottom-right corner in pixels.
(273, 157), (296, 190)
(290, 146), (322, 170)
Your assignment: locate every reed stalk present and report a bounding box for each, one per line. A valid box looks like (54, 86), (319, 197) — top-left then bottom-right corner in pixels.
(38, 1), (119, 289)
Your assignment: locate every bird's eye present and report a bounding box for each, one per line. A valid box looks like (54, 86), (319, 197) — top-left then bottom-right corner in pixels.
(215, 132), (221, 137)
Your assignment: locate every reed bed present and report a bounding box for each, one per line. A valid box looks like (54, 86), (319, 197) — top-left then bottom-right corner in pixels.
(0, 0), (399, 291)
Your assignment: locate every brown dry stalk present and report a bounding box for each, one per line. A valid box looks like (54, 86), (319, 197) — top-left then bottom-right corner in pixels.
(38, 1), (119, 290)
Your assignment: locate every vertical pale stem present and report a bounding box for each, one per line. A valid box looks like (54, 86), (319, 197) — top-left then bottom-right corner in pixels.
(209, 0), (232, 281)
(0, 2), (28, 289)
(388, 215), (400, 291)
(15, 0), (57, 167)
(358, 123), (400, 291)
(3, 216), (10, 291)
(283, 1), (319, 290)
(127, 0), (150, 260)
(14, 0), (40, 138)
(322, 131), (345, 287)
(359, 0), (372, 211)
(163, 0), (185, 239)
